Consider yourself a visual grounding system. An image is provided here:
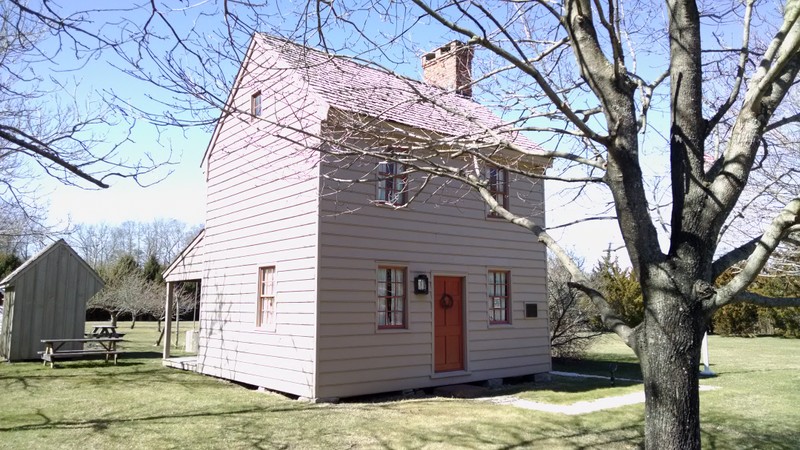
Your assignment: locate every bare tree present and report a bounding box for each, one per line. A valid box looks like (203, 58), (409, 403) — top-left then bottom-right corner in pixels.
(89, 272), (162, 328)
(548, 254), (600, 358)
(70, 223), (118, 267)
(8, 1), (800, 448)
(69, 220), (199, 267)
(0, 0), (170, 243)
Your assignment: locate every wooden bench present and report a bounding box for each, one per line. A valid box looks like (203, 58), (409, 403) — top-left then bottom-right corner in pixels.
(40, 337), (124, 368)
(39, 350), (122, 365)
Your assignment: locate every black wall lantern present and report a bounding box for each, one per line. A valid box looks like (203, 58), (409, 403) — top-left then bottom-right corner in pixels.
(413, 274), (429, 295)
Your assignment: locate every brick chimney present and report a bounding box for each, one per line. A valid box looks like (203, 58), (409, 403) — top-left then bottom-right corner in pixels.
(422, 41), (474, 97)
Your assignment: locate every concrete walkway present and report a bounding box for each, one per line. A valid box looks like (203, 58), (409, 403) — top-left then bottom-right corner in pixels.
(475, 372), (720, 415)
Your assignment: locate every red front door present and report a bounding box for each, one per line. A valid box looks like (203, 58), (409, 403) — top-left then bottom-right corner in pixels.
(434, 276), (464, 372)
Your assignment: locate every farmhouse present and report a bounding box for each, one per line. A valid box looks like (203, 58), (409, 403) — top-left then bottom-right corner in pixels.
(163, 34), (551, 400)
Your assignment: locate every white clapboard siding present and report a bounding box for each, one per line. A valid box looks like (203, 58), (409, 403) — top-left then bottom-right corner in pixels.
(195, 39), (323, 398)
(189, 34), (552, 400)
(314, 155), (550, 398)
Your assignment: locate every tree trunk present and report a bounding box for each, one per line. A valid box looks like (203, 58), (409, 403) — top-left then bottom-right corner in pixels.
(638, 285), (705, 449)
(110, 312), (118, 327)
(130, 316), (137, 329)
(155, 328), (164, 346)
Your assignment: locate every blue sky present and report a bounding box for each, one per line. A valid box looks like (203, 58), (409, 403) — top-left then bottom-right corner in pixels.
(28, 0), (713, 267)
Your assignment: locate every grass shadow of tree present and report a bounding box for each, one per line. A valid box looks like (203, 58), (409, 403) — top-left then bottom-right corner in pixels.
(554, 356), (643, 380)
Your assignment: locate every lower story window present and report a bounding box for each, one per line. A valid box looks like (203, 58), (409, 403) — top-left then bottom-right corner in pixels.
(257, 266), (276, 329)
(488, 270), (510, 324)
(378, 266), (406, 329)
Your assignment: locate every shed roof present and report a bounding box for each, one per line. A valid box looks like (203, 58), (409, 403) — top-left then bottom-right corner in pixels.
(255, 34), (544, 155)
(0, 239), (104, 288)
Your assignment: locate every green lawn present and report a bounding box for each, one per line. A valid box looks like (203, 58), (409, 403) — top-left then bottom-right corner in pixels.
(1, 323), (798, 449)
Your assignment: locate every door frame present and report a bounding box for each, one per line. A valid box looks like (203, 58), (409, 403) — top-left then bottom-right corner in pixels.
(431, 273), (468, 375)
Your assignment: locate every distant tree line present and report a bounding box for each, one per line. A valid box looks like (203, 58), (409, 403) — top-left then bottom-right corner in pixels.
(73, 220), (201, 329)
(69, 219), (202, 268)
(713, 269), (800, 338)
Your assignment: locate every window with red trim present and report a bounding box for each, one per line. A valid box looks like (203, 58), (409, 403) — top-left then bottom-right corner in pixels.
(257, 266), (275, 329)
(377, 161), (407, 205)
(377, 266), (406, 329)
(488, 270), (511, 324)
(487, 166), (509, 216)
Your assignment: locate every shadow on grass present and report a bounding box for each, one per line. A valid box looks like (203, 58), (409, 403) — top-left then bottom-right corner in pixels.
(497, 377), (642, 398)
(363, 414), (646, 449)
(119, 350), (162, 359)
(0, 404), (312, 434)
(339, 375), (642, 407)
(701, 417), (800, 450)
(360, 416), (800, 450)
(553, 356), (643, 380)
(0, 366), (165, 381)
(0, 362), (204, 394)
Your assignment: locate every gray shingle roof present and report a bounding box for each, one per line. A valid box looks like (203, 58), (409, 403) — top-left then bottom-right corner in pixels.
(257, 34), (543, 155)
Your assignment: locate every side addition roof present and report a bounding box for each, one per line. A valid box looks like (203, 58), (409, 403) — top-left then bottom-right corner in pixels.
(162, 228), (205, 282)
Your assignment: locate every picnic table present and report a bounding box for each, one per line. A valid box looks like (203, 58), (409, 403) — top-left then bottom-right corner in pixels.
(86, 324), (124, 338)
(40, 337), (124, 368)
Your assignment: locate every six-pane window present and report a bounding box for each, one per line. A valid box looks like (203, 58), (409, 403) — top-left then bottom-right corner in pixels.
(377, 161), (407, 205)
(377, 266), (406, 329)
(251, 91), (262, 117)
(257, 266), (275, 328)
(487, 166), (509, 216)
(488, 270), (511, 324)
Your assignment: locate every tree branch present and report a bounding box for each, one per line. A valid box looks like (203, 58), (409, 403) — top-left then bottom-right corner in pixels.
(705, 0), (755, 136)
(409, 0), (609, 144)
(713, 198), (800, 309)
(0, 127), (109, 188)
(730, 291), (800, 308)
(461, 163), (634, 347)
(567, 281), (634, 344)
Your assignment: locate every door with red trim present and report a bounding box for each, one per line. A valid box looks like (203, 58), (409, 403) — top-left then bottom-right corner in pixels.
(434, 276), (464, 372)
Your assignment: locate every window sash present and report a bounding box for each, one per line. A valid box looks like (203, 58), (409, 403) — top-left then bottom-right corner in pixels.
(257, 266), (275, 328)
(251, 92), (262, 117)
(487, 167), (509, 215)
(378, 267), (406, 329)
(377, 161), (407, 205)
(488, 270), (510, 324)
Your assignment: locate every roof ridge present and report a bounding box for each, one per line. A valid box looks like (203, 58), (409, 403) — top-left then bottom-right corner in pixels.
(0, 239), (104, 288)
(251, 33), (544, 156)
(255, 32), (470, 101)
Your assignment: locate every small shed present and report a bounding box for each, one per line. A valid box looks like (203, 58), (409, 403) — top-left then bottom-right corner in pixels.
(0, 239), (104, 361)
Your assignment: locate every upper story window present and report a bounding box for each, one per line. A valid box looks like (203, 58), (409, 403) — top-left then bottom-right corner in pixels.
(377, 266), (407, 329)
(251, 91), (262, 117)
(377, 160), (407, 206)
(487, 166), (509, 216)
(257, 266), (276, 329)
(488, 270), (511, 324)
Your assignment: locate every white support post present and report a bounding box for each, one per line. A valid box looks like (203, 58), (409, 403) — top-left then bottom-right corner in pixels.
(163, 282), (174, 359)
(700, 331), (715, 376)
(175, 291), (180, 348)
